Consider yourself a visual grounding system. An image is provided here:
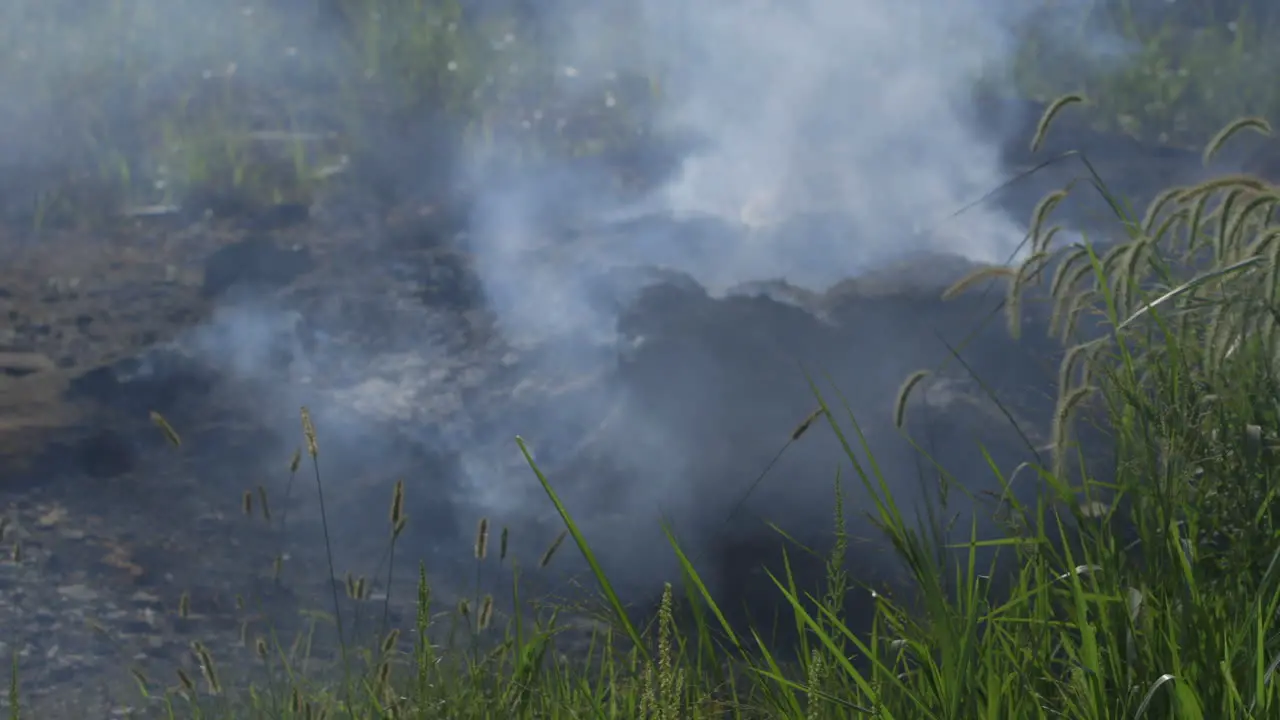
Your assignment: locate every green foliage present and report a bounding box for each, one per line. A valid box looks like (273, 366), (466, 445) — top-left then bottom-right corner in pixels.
(1006, 0), (1280, 148)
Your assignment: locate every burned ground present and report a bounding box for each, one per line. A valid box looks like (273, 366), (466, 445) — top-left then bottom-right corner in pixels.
(0, 98), (1274, 714)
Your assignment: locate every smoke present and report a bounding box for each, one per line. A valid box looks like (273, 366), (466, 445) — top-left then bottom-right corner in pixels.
(2, 0), (1143, 620)
(456, 0), (1112, 604)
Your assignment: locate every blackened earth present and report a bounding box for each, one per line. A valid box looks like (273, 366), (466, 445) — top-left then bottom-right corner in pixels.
(1, 103), (1276, 714)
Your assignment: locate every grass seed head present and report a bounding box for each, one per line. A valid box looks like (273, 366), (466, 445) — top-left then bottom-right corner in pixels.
(893, 370), (931, 429)
(1031, 93), (1086, 154)
(475, 517), (490, 560)
(300, 406), (318, 457)
(1203, 115), (1273, 166)
(381, 628), (401, 655)
(149, 410), (182, 447)
(390, 479), (405, 529)
(191, 641), (222, 694)
(176, 667), (196, 694)
(257, 486), (271, 521)
(540, 529), (569, 568)
(941, 264), (1016, 301)
(790, 406), (825, 441)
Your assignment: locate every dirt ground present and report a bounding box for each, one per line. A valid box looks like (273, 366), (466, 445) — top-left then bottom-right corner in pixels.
(0, 208), (413, 716)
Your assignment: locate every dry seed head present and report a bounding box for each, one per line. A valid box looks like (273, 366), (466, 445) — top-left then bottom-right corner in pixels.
(1100, 242), (1131, 278)
(475, 517), (490, 560)
(192, 641), (222, 694)
(478, 594), (495, 630)
(1229, 194), (1278, 245)
(1188, 191), (1216, 253)
(1031, 93), (1086, 154)
(1058, 341), (1098, 393)
(1052, 262), (1099, 333)
(1179, 175), (1269, 204)
(300, 406), (319, 457)
(273, 555), (284, 581)
(1029, 190), (1068, 248)
(458, 598), (471, 619)
(790, 406), (825, 441)
(1253, 227), (1280, 257)
(1216, 189), (1247, 259)
(257, 486), (271, 521)
(1059, 290), (1099, 343)
(149, 410), (182, 447)
(242, 490), (254, 516)
(1142, 186), (1188, 234)
(376, 660), (393, 696)
(393, 516), (407, 538)
(941, 264), (1016, 301)
(389, 479), (405, 529)
(1049, 246), (1091, 302)
(893, 370), (930, 429)
(1004, 255), (1037, 340)
(1052, 385), (1096, 458)
(291, 687), (303, 713)
(10, 541), (20, 563)
(1036, 225), (1066, 257)
(1203, 115), (1273, 166)
(256, 636), (269, 660)
(176, 667), (196, 694)
(178, 591), (190, 618)
(381, 628), (401, 655)
(1151, 208), (1189, 248)
(289, 447), (301, 473)
(1119, 241), (1152, 315)
(499, 526), (509, 563)
(540, 529), (568, 568)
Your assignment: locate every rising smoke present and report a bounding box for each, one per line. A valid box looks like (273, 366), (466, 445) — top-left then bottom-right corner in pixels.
(2, 0), (1140, 620)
